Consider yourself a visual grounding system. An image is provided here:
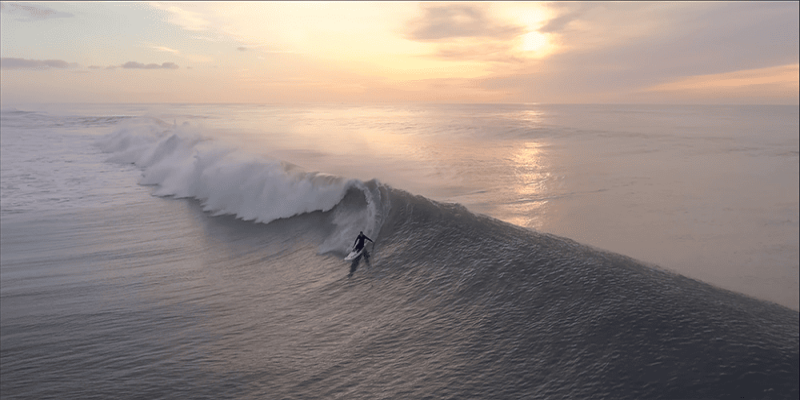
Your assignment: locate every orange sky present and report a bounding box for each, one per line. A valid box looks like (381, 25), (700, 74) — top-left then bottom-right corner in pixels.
(1, 2), (798, 105)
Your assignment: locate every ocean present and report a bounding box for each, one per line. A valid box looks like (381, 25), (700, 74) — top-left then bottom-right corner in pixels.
(1, 103), (797, 399)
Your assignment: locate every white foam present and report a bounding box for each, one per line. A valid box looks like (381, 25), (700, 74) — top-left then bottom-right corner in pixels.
(318, 180), (390, 254)
(97, 118), (387, 243)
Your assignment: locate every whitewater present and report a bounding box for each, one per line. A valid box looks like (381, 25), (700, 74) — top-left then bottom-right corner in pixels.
(1, 103), (798, 399)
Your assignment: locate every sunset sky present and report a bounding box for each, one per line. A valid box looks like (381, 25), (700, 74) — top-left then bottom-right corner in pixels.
(1, 1), (798, 105)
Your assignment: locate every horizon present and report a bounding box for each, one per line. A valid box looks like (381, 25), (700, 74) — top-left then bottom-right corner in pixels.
(1, 2), (798, 106)
(5, 101), (799, 108)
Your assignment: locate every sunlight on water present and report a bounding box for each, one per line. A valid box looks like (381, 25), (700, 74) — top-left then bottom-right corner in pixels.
(505, 141), (552, 228)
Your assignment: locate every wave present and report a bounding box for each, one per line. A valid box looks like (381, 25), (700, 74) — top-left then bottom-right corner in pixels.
(351, 187), (799, 399)
(0, 107), (33, 114)
(1, 108), (133, 130)
(94, 116), (798, 398)
(97, 118), (390, 253)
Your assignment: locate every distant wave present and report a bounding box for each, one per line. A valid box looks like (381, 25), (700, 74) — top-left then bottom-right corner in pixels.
(97, 118), (390, 253)
(1, 108), (133, 129)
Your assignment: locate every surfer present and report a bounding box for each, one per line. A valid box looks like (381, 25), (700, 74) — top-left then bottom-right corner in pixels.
(352, 231), (373, 253)
(347, 231), (373, 277)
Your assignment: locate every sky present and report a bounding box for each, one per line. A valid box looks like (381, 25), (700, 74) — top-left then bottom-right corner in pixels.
(1, 1), (798, 105)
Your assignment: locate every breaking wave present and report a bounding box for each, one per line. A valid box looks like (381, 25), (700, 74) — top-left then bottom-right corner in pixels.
(97, 118), (390, 253)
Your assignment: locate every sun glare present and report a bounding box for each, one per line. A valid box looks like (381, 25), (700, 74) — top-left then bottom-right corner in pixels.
(522, 31), (549, 53)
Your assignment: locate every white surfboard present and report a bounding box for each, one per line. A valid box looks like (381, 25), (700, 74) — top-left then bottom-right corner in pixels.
(344, 248), (364, 261)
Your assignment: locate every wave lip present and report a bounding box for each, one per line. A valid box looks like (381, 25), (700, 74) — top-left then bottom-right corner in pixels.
(98, 118), (389, 251)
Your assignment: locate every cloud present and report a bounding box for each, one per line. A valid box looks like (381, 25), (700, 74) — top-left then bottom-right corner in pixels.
(540, 2), (798, 76)
(538, 2), (596, 34)
(191, 34), (226, 43)
(151, 45), (180, 54)
(235, 45), (295, 54)
(401, 3), (532, 67)
(433, 41), (526, 64)
(644, 64), (799, 99)
(143, 42), (214, 63)
(0, 2), (74, 21)
(3, 60), (180, 71)
(148, 3), (210, 31)
(406, 4), (523, 41)
(1, 57), (79, 70)
(121, 61), (179, 70)
(480, 2), (800, 103)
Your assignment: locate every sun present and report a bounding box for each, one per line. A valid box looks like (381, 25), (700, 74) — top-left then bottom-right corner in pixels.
(521, 31), (549, 53)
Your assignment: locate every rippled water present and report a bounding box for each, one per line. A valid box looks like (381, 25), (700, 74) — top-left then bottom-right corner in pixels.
(1, 104), (798, 399)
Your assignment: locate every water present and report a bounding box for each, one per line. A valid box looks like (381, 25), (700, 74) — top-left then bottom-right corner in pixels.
(1, 103), (798, 399)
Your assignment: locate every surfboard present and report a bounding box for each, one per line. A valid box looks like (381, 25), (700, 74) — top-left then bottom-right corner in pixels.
(344, 248), (364, 261)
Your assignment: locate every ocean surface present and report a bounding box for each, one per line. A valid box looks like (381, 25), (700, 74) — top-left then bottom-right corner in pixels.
(1, 103), (798, 399)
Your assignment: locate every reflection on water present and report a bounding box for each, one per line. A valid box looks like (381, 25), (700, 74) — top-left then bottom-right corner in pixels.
(215, 103), (796, 310)
(505, 141), (552, 228)
(514, 109), (545, 125)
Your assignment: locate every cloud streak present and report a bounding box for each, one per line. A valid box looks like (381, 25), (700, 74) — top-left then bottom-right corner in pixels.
(121, 61), (179, 70)
(0, 2), (74, 21)
(149, 3), (210, 32)
(401, 3), (533, 70)
(151, 46), (180, 54)
(1, 57), (79, 70)
(1, 58), (181, 71)
(406, 4), (523, 41)
(645, 64), (799, 97)
(538, 2), (595, 34)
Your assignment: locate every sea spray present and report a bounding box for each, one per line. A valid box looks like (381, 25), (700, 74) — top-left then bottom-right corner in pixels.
(319, 180), (391, 254)
(97, 118), (390, 253)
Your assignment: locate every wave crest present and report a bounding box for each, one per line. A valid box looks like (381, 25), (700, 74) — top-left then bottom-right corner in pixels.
(98, 118), (389, 251)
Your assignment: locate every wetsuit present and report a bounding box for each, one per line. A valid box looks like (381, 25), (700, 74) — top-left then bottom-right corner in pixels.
(353, 233), (373, 251)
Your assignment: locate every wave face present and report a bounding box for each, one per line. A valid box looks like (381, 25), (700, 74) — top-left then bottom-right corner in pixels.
(352, 188), (799, 399)
(97, 118), (390, 253)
